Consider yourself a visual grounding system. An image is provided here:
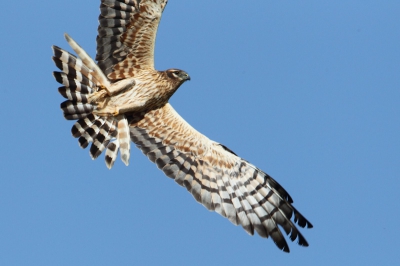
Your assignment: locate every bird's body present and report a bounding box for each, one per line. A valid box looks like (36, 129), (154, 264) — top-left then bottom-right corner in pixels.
(91, 69), (189, 116)
(51, 0), (313, 252)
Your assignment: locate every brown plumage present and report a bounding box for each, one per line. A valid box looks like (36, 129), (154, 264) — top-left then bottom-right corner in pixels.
(89, 68), (190, 116)
(51, 0), (313, 252)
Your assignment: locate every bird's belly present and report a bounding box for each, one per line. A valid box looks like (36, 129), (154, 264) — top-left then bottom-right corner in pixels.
(106, 80), (167, 113)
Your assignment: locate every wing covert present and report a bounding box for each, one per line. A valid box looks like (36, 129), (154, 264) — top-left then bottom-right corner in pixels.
(128, 104), (313, 252)
(96, 0), (168, 80)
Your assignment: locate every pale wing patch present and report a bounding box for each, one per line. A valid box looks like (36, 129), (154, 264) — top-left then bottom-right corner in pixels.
(128, 103), (313, 252)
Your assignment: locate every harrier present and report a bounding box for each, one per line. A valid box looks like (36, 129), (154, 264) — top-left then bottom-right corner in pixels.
(52, 0), (313, 252)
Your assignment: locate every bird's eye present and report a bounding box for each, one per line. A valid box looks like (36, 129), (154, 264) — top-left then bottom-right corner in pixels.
(173, 71), (180, 75)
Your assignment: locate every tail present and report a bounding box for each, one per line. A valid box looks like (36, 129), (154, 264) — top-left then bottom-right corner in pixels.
(52, 34), (130, 168)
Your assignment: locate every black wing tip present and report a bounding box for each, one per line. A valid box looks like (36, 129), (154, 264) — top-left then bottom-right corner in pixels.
(298, 236), (309, 247)
(271, 230), (291, 253)
(290, 228), (310, 247)
(259, 172), (294, 203)
(293, 207), (313, 229)
(280, 243), (290, 253)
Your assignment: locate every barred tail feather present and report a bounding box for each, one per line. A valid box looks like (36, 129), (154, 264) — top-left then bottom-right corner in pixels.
(52, 52), (101, 87)
(105, 141), (120, 169)
(79, 118), (107, 149)
(90, 118), (118, 159)
(52, 48), (97, 121)
(60, 100), (94, 120)
(58, 86), (89, 103)
(52, 36), (131, 168)
(71, 114), (98, 138)
(69, 112), (130, 167)
(64, 33), (110, 89)
(117, 116), (131, 166)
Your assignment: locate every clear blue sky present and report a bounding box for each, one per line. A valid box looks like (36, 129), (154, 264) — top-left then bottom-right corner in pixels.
(0, 1), (399, 265)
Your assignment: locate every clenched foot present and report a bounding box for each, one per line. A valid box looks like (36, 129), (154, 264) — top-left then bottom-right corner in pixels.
(88, 90), (108, 104)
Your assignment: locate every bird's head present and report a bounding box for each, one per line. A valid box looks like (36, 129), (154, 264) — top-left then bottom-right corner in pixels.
(166, 69), (191, 83)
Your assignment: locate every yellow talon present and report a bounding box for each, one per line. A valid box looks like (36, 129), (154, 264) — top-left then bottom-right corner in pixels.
(88, 90), (107, 104)
(98, 85), (112, 96)
(112, 108), (120, 116)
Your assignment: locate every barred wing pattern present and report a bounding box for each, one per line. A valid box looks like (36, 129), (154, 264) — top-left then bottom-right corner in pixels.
(96, 0), (168, 80)
(129, 103), (313, 252)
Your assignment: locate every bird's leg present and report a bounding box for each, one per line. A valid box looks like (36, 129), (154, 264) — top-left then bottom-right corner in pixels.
(88, 87), (108, 104)
(94, 99), (147, 117)
(112, 108), (120, 116)
(108, 79), (135, 96)
(92, 106), (119, 117)
(96, 96), (107, 109)
(116, 101), (147, 114)
(88, 79), (135, 104)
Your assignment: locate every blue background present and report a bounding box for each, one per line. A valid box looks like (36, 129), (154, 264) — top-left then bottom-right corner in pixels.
(0, 0), (399, 265)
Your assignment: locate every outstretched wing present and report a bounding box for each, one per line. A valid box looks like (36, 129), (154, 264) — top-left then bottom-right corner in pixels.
(128, 104), (313, 252)
(96, 0), (168, 80)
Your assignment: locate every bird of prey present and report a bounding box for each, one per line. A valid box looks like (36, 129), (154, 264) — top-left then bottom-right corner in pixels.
(51, 0), (313, 252)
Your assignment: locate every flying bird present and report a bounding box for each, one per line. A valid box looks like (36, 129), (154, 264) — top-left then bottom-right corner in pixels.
(51, 0), (313, 252)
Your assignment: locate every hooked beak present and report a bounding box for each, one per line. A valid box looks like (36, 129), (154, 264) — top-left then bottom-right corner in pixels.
(183, 72), (190, 81)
